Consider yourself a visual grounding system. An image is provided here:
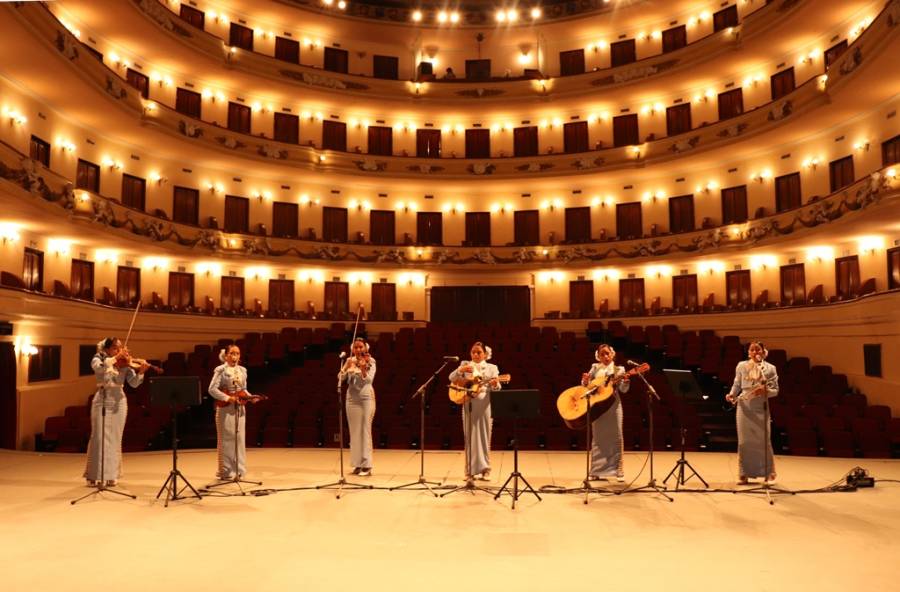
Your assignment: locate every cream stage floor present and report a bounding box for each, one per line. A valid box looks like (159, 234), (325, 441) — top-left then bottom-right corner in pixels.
(1, 448), (898, 592)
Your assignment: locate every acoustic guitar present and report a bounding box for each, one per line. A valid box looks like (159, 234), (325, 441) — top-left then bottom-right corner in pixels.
(556, 363), (649, 430)
(448, 374), (511, 404)
(215, 391), (269, 408)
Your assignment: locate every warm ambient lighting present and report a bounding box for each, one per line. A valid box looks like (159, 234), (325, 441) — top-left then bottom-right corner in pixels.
(591, 268), (620, 282)
(298, 269), (325, 283)
(806, 246), (834, 263)
(348, 271), (374, 285)
(398, 272), (426, 287)
(0, 222), (22, 243)
(537, 271), (564, 283)
(411, 10), (422, 22)
(646, 265), (672, 279)
(48, 238), (71, 256)
(698, 261), (726, 275)
(95, 249), (118, 264)
(245, 266), (271, 280)
(142, 257), (169, 271)
(749, 255), (777, 270)
(196, 262), (222, 277)
(2, 106), (27, 125)
(857, 236), (885, 254)
(751, 169), (773, 183)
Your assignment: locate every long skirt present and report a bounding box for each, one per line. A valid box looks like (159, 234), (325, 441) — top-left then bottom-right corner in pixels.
(462, 396), (492, 477)
(215, 403), (246, 479)
(84, 388), (127, 481)
(736, 398), (776, 478)
(346, 395), (375, 470)
(590, 397), (624, 478)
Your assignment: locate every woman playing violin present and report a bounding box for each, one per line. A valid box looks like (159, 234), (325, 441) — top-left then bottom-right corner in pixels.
(340, 338), (376, 476)
(580, 344), (629, 482)
(83, 337), (149, 487)
(449, 341), (502, 482)
(208, 345), (259, 481)
(726, 341), (779, 484)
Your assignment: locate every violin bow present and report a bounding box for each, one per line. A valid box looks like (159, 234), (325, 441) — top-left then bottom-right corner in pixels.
(122, 299), (142, 349)
(348, 302), (363, 350)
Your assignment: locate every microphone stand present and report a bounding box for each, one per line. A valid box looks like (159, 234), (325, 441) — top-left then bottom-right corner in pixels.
(565, 384), (615, 504)
(202, 397), (262, 495)
(317, 352), (373, 498)
(391, 359), (455, 495)
(618, 370), (673, 502)
(440, 393), (495, 498)
(733, 365), (794, 504)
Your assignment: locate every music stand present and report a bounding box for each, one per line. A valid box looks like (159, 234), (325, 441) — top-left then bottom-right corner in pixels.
(492, 389), (542, 509)
(150, 376), (202, 507)
(660, 369), (709, 490)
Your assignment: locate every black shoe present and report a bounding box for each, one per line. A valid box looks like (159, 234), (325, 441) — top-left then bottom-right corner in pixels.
(351, 467), (361, 475)
(358, 468), (372, 477)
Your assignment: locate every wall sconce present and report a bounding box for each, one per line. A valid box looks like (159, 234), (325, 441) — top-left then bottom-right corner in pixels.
(348, 199), (371, 211)
(415, 248), (424, 258)
(228, 238), (238, 248)
(48, 238), (71, 256)
(695, 181), (719, 194)
(253, 190), (272, 202)
(142, 101), (157, 116)
(802, 157), (820, 171)
(540, 199), (562, 212)
(541, 249), (549, 257)
(587, 41), (607, 52)
(197, 262), (222, 277)
(3, 107), (27, 126)
(317, 154), (326, 164)
(148, 171), (167, 185)
(798, 50), (819, 65)
(59, 139), (76, 153)
(299, 194), (320, 206)
(629, 145), (643, 159)
(750, 169), (772, 183)
(208, 11), (228, 24)
(742, 74), (764, 88)
(517, 51), (533, 65)
(143, 257), (167, 271)
(96, 249), (118, 264)
(396, 201), (417, 213)
(206, 182), (224, 194)
(78, 191), (91, 203)
(102, 157), (122, 171)
(16, 340), (39, 359)
(857, 236), (884, 254)
(853, 140), (870, 152)
(850, 18), (872, 39)
(298, 269), (324, 284)
(0, 222), (21, 243)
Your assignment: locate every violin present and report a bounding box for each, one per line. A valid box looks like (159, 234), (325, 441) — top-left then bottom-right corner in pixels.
(215, 391), (268, 408)
(114, 347), (164, 374)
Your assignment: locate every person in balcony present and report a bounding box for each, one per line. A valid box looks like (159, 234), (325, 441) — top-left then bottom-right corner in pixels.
(726, 341), (779, 484)
(84, 337), (148, 487)
(340, 338), (376, 476)
(443, 67), (456, 79)
(449, 342), (502, 481)
(580, 343), (629, 482)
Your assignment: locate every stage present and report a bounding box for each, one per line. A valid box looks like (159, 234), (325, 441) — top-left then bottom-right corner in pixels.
(1, 448), (898, 592)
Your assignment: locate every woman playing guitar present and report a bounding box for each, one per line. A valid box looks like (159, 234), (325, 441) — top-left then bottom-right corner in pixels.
(208, 345), (262, 481)
(581, 344), (630, 482)
(448, 341), (502, 482)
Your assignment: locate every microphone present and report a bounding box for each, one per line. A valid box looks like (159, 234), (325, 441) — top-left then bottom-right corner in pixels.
(339, 352), (347, 359)
(443, 356), (460, 362)
(626, 360), (641, 367)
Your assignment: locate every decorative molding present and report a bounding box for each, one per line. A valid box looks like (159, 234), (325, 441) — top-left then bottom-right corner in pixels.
(2, 145), (896, 268)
